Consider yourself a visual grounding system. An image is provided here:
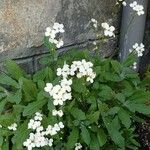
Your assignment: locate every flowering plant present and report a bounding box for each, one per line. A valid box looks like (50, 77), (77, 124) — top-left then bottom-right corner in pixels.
(0, 1), (149, 150)
(0, 38), (150, 150)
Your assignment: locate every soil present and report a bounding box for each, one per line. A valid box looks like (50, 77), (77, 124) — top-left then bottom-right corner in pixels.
(137, 123), (150, 150)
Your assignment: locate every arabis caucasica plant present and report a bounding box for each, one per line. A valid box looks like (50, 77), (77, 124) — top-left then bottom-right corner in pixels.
(0, 1), (149, 150)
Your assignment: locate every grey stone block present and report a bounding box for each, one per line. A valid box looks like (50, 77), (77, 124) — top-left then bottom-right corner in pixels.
(0, 0), (119, 54)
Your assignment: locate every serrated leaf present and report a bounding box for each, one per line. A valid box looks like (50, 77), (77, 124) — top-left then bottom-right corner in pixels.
(126, 103), (150, 115)
(81, 126), (91, 145)
(66, 128), (79, 149)
(111, 60), (121, 73)
(107, 107), (120, 115)
(97, 128), (107, 147)
(72, 78), (87, 94)
(122, 53), (136, 67)
(90, 134), (100, 150)
(47, 97), (55, 112)
(71, 108), (86, 120)
(128, 91), (150, 103)
(118, 108), (131, 129)
(12, 121), (31, 150)
(0, 73), (18, 88)
(0, 136), (3, 147)
(23, 99), (47, 116)
(21, 78), (38, 101)
(0, 114), (15, 126)
(87, 111), (100, 123)
(7, 89), (22, 104)
(5, 60), (27, 80)
(0, 99), (7, 114)
(104, 116), (125, 148)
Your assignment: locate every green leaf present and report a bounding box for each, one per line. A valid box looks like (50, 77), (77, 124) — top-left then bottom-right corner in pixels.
(105, 73), (123, 82)
(97, 128), (107, 147)
(47, 97), (55, 112)
(87, 111), (100, 123)
(12, 121), (31, 150)
(126, 103), (150, 115)
(81, 126), (91, 145)
(90, 134), (100, 150)
(0, 73), (18, 88)
(33, 69), (46, 82)
(107, 107), (120, 115)
(7, 89), (22, 104)
(1, 138), (9, 150)
(0, 114), (15, 126)
(0, 99), (7, 114)
(122, 53), (136, 67)
(21, 78), (38, 101)
(0, 136), (3, 147)
(23, 99), (47, 116)
(71, 108), (86, 120)
(104, 116), (125, 148)
(66, 128), (79, 149)
(111, 60), (121, 73)
(5, 60), (27, 80)
(99, 85), (113, 101)
(118, 108), (131, 129)
(128, 91), (150, 103)
(72, 78), (87, 94)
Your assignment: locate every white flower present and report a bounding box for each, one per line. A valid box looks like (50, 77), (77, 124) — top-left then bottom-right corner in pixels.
(58, 122), (64, 129)
(101, 22), (115, 37)
(0, 125), (2, 128)
(44, 83), (53, 93)
(122, 1), (127, 6)
(91, 18), (98, 28)
(45, 22), (65, 48)
(36, 126), (44, 133)
(34, 112), (43, 121)
(8, 123), (17, 131)
(52, 109), (58, 116)
(53, 22), (65, 33)
(130, 1), (144, 16)
(28, 119), (41, 130)
(75, 143), (82, 150)
(133, 62), (137, 70)
(45, 27), (51, 37)
(56, 39), (64, 48)
(52, 109), (64, 117)
(130, 43), (145, 57)
(57, 110), (64, 117)
(48, 139), (53, 147)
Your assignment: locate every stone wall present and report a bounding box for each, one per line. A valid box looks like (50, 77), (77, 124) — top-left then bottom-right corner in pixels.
(140, 1), (150, 74)
(0, 0), (120, 73)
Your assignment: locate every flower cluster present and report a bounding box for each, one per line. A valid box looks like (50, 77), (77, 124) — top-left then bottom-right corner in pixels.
(116, 0), (127, 6)
(44, 79), (72, 106)
(133, 62), (137, 70)
(70, 60), (96, 83)
(75, 143), (82, 150)
(8, 123), (17, 131)
(101, 22), (115, 37)
(130, 1), (144, 16)
(129, 43), (145, 57)
(45, 22), (65, 48)
(52, 109), (63, 117)
(24, 112), (64, 150)
(91, 18), (98, 28)
(45, 60), (96, 107)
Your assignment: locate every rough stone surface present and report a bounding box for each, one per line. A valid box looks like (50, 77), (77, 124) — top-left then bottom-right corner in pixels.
(140, 1), (150, 74)
(0, 0), (120, 72)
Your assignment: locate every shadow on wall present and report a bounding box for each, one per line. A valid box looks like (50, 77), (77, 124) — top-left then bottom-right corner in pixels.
(140, 1), (150, 76)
